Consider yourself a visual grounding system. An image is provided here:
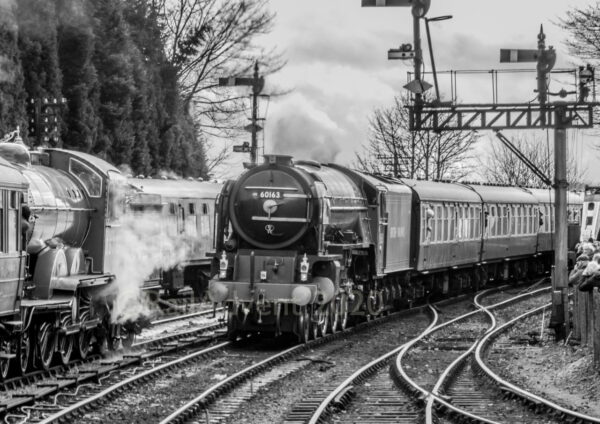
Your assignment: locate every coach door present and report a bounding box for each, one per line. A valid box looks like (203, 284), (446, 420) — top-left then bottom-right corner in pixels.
(177, 204), (185, 234)
(377, 191), (387, 273)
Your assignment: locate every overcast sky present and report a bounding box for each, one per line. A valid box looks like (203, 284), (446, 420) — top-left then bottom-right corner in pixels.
(217, 0), (598, 182)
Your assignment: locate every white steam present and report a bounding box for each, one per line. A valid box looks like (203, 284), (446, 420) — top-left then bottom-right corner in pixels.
(267, 95), (343, 163)
(102, 181), (195, 324)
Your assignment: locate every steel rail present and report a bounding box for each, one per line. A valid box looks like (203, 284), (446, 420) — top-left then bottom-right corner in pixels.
(305, 305), (439, 424)
(475, 303), (600, 424)
(149, 307), (224, 326)
(37, 342), (231, 424)
(306, 283), (546, 424)
(392, 286), (551, 423)
(424, 289), (499, 423)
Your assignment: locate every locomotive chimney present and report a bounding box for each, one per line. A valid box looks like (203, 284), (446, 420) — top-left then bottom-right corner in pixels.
(264, 154), (293, 166)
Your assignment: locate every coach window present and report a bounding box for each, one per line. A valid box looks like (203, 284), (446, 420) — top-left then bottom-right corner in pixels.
(490, 205), (497, 237)
(169, 203), (176, 215)
(8, 191), (18, 252)
(189, 203), (196, 215)
(448, 205), (455, 241)
(202, 203), (208, 215)
(589, 203), (595, 211)
(442, 205), (449, 241)
(475, 206), (482, 238)
(467, 206), (473, 240)
(0, 191), (3, 252)
(501, 205), (508, 236)
(436, 205), (444, 242)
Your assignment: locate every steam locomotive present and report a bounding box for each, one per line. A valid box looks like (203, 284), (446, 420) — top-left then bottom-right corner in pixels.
(0, 128), (220, 378)
(0, 129), (129, 377)
(208, 155), (583, 341)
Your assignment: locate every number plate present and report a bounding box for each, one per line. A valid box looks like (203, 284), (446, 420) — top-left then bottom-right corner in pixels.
(259, 191), (282, 199)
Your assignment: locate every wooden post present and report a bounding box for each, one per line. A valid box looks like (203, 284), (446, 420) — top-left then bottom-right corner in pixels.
(573, 289), (581, 341)
(582, 292), (589, 345)
(593, 288), (600, 368)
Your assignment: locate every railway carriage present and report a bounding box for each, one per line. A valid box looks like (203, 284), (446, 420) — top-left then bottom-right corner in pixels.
(209, 154), (585, 342)
(528, 189), (583, 252)
(404, 179), (482, 271)
(127, 178), (221, 297)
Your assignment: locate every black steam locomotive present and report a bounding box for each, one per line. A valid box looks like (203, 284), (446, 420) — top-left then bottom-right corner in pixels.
(208, 155), (583, 342)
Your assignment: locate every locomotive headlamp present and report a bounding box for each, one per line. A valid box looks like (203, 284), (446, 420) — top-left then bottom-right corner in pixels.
(300, 254), (309, 281)
(219, 251), (229, 279)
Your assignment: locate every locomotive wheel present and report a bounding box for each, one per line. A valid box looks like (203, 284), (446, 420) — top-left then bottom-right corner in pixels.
(37, 323), (55, 371)
(318, 305), (329, 337)
(57, 326), (74, 365)
(17, 331), (31, 375)
(296, 306), (310, 343)
(77, 330), (92, 360)
(107, 324), (135, 350)
(227, 305), (239, 341)
(310, 306), (319, 340)
(329, 299), (339, 334)
(339, 293), (349, 331)
(0, 338), (11, 380)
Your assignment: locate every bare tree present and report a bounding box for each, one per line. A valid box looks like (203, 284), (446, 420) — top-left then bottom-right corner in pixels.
(355, 94), (477, 180)
(156, 0), (284, 168)
(479, 133), (587, 188)
(559, 5), (600, 128)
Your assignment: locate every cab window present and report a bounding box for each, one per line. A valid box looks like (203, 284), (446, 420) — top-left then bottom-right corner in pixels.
(70, 159), (102, 197)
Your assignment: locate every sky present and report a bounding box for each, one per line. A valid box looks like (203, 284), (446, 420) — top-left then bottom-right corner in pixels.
(214, 0), (599, 182)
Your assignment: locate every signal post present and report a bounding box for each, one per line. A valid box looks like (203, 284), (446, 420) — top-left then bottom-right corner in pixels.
(362, 0), (598, 340)
(219, 62), (265, 165)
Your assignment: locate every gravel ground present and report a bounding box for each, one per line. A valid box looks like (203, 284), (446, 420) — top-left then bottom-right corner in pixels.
(78, 340), (289, 424)
(488, 314), (600, 418)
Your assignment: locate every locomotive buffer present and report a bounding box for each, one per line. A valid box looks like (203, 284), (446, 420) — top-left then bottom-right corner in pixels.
(363, 0), (598, 340)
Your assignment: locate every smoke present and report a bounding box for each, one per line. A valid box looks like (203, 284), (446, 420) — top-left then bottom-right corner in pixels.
(157, 169), (182, 180)
(268, 96), (343, 163)
(102, 184), (194, 324)
(0, 56), (15, 84)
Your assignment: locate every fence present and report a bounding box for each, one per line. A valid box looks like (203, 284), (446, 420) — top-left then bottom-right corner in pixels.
(572, 287), (600, 368)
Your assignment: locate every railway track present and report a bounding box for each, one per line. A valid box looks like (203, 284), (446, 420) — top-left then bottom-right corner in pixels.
(385, 285), (600, 424)
(158, 302), (448, 424)
(298, 284), (536, 424)
(0, 318), (226, 423)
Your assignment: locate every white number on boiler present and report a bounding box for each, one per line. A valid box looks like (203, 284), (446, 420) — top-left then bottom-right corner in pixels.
(259, 191), (281, 199)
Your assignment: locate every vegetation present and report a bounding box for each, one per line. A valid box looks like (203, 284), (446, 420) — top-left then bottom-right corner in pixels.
(355, 94), (477, 180)
(0, 0), (276, 178)
(479, 133), (586, 188)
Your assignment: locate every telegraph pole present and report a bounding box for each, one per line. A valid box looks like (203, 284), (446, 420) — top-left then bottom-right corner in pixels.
(554, 103), (569, 340)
